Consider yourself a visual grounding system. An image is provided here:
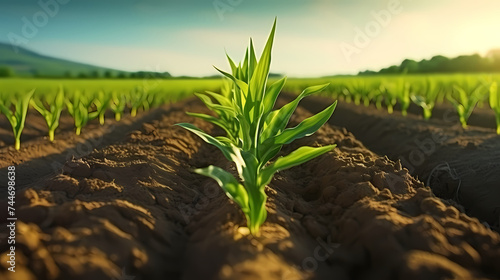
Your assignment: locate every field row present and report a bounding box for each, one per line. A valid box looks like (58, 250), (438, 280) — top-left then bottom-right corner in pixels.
(1, 73), (500, 150)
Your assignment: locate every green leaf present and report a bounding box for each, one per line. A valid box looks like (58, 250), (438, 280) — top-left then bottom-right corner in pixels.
(194, 92), (236, 118)
(194, 165), (249, 214)
(260, 145), (335, 186)
(249, 18), (276, 103)
(260, 83), (329, 141)
(490, 82), (498, 110)
(248, 39), (257, 81)
(186, 112), (234, 137)
(411, 95), (432, 110)
(213, 66), (249, 94)
(204, 91), (233, 107)
(0, 89), (34, 149)
(262, 76), (287, 115)
(274, 100), (337, 145)
(453, 85), (468, 106)
(175, 123), (233, 160)
(15, 89), (34, 136)
(226, 53), (238, 75)
(229, 147), (259, 187)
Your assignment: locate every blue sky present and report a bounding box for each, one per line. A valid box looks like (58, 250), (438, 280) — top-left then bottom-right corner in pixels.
(1, 0), (500, 77)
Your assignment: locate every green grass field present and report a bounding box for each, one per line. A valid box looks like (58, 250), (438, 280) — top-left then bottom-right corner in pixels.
(0, 78), (224, 100)
(1, 73), (500, 150)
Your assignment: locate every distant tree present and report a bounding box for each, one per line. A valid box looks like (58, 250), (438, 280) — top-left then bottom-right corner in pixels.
(117, 72), (129, 79)
(429, 55), (450, 72)
(32, 69), (41, 78)
(358, 52), (499, 75)
(418, 59), (434, 73)
(104, 70), (113, 78)
(90, 70), (101, 78)
(399, 59), (419, 73)
(64, 70), (74, 78)
(0, 66), (15, 77)
(268, 72), (283, 78)
(486, 49), (500, 71)
(452, 54), (484, 72)
(380, 65), (400, 74)
(78, 72), (89, 78)
(358, 70), (377, 75)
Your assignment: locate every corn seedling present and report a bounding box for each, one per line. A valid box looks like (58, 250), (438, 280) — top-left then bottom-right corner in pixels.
(177, 20), (337, 236)
(395, 79), (411, 116)
(93, 90), (112, 125)
(146, 89), (168, 108)
(448, 83), (484, 128)
(30, 87), (65, 141)
(66, 90), (98, 135)
(110, 91), (127, 121)
(129, 87), (149, 117)
(411, 78), (440, 120)
(379, 82), (397, 114)
(344, 82), (363, 106)
(340, 88), (353, 103)
(0, 90), (34, 150)
(488, 81), (500, 134)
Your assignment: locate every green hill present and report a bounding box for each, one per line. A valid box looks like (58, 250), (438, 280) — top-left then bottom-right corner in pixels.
(0, 42), (129, 78)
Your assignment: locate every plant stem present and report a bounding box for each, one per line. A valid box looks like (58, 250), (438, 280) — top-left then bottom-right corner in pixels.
(49, 130), (55, 142)
(423, 108), (432, 120)
(14, 138), (20, 150)
(496, 115), (500, 135)
(76, 127), (81, 135)
(247, 191), (266, 236)
(387, 105), (393, 114)
(460, 116), (467, 128)
(354, 96), (361, 105)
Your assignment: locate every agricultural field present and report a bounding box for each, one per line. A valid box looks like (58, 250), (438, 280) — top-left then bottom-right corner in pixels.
(1, 4), (500, 280)
(2, 69), (500, 279)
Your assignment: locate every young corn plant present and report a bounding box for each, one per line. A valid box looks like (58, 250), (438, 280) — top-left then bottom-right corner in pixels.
(379, 82), (397, 114)
(448, 83), (484, 128)
(177, 20), (337, 236)
(110, 91), (127, 121)
(361, 85), (382, 108)
(146, 89), (167, 108)
(66, 90), (98, 135)
(411, 78), (440, 120)
(30, 87), (65, 141)
(129, 87), (149, 117)
(93, 90), (112, 125)
(394, 79), (411, 116)
(0, 90), (34, 150)
(489, 81), (500, 134)
(344, 80), (364, 106)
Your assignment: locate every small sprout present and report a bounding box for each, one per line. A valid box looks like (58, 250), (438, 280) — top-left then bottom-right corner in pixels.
(66, 90), (98, 135)
(31, 86), (65, 141)
(0, 89), (34, 150)
(488, 81), (500, 134)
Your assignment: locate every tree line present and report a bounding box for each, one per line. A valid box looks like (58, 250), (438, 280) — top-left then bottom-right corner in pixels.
(359, 49), (500, 75)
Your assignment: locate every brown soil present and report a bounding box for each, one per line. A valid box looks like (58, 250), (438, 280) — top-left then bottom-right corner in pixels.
(0, 97), (499, 280)
(296, 94), (500, 229)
